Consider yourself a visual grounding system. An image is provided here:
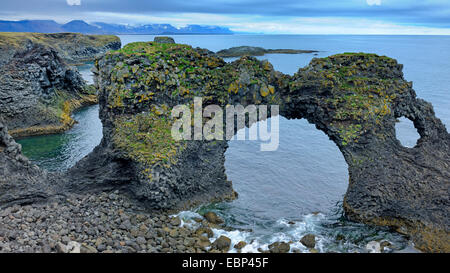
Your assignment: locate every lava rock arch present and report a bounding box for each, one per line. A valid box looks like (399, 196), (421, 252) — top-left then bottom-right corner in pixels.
(68, 43), (448, 252)
(1, 41), (448, 252)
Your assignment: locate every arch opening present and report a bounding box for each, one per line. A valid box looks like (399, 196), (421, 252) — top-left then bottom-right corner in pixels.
(395, 117), (421, 148)
(189, 116), (411, 253)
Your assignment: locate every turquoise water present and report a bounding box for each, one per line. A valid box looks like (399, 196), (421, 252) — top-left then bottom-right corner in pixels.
(17, 105), (102, 172)
(76, 62), (95, 84)
(19, 35), (450, 252)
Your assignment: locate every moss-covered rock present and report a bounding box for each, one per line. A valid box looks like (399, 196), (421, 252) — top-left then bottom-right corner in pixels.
(67, 45), (449, 253)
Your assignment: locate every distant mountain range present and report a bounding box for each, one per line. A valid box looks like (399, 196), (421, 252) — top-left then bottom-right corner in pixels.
(0, 20), (234, 35)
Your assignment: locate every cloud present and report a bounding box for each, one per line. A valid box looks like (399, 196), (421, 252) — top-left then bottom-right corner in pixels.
(367, 0), (381, 6)
(66, 0), (81, 6)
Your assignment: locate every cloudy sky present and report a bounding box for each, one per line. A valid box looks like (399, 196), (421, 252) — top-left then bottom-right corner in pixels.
(1, 0), (450, 34)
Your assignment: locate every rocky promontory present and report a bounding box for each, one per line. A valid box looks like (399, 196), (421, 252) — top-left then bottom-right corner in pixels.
(0, 32), (120, 137)
(216, 46), (318, 58)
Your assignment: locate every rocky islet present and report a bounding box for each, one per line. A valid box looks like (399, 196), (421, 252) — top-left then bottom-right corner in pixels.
(216, 46), (318, 58)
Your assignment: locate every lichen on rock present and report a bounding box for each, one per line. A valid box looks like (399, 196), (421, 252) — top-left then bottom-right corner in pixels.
(1, 39), (447, 252)
(77, 43), (449, 252)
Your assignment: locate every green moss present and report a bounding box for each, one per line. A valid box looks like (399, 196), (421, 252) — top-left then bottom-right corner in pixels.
(104, 43), (280, 110)
(112, 110), (185, 179)
(303, 53), (404, 144)
(337, 124), (363, 146)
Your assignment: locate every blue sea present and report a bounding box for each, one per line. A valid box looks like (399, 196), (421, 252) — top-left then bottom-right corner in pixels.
(19, 35), (450, 253)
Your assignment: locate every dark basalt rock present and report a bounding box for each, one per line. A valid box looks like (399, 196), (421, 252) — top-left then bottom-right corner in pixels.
(203, 211), (224, 224)
(0, 42), (86, 134)
(0, 118), (65, 208)
(0, 42), (448, 252)
(42, 33), (122, 64)
(268, 242), (290, 253)
(0, 33), (119, 137)
(69, 43), (447, 252)
(300, 234), (316, 248)
(211, 235), (231, 251)
(285, 54), (450, 253)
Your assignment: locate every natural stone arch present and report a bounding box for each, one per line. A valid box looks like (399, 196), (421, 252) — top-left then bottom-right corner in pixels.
(68, 43), (448, 252)
(282, 55), (450, 253)
(1, 41), (447, 252)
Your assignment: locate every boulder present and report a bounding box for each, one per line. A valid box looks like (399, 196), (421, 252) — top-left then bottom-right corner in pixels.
(170, 216), (181, 227)
(80, 244), (98, 254)
(268, 242), (290, 253)
(195, 227), (214, 238)
(234, 241), (247, 250)
(300, 234), (316, 248)
(212, 236), (231, 252)
(204, 212), (224, 225)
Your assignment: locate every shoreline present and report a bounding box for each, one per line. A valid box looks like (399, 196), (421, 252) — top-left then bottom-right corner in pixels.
(9, 94), (98, 139)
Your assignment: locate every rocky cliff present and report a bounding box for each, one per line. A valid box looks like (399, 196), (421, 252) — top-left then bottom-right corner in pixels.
(0, 41), (90, 137)
(69, 42), (448, 252)
(0, 32), (120, 137)
(0, 118), (65, 207)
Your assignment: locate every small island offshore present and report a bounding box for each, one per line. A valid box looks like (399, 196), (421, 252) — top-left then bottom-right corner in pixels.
(0, 30), (449, 257)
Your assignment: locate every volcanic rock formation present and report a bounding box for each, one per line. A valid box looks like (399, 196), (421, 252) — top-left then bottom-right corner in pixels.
(70, 43), (448, 252)
(0, 40), (448, 252)
(0, 32), (121, 137)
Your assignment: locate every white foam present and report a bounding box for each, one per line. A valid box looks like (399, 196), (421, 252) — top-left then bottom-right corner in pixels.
(172, 211), (377, 253)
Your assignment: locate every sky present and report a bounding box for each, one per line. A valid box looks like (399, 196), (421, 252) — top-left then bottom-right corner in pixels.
(1, 0), (450, 34)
